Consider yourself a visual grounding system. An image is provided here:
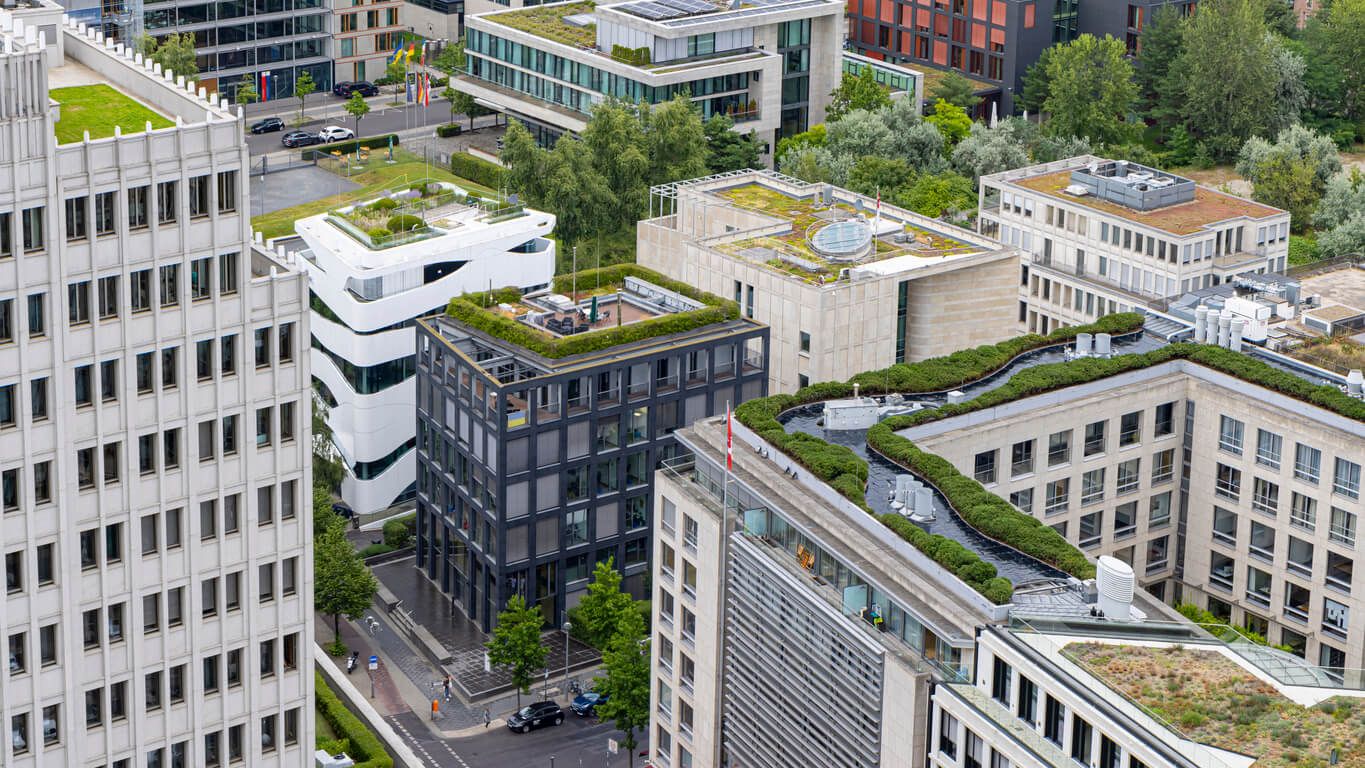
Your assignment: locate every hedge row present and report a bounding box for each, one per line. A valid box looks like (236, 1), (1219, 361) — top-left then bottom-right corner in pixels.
(879, 513), (1014, 604)
(309, 134), (400, 158)
(869, 419), (1096, 581)
(446, 265), (740, 359)
(1174, 602), (1291, 650)
(315, 671), (393, 768)
(450, 152), (503, 190)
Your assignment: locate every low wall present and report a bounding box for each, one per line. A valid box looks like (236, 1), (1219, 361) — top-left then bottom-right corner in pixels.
(314, 645), (428, 768)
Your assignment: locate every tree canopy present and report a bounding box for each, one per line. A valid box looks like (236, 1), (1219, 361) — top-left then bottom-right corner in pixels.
(570, 557), (636, 649)
(593, 607), (650, 768)
(928, 71), (983, 111)
(1042, 33), (1139, 146)
(1173, 0), (1278, 160)
(314, 523), (378, 646)
(827, 65), (893, 121)
(138, 33), (198, 79)
(485, 594), (547, 707)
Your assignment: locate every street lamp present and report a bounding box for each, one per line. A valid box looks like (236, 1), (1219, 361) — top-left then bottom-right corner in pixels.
(562, 621), (572, 697)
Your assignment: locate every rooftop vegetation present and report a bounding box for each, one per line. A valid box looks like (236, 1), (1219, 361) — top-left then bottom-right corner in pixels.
(489, 1), (597, 48)
(446, 264), (739, 359)
(1066, 643), (1365, 768)
(50, 84), (173, 144)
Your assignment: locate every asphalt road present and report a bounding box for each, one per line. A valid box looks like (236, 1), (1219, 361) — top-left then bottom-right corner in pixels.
(452, 710), (630, 768)
(243, 96), (459, 155)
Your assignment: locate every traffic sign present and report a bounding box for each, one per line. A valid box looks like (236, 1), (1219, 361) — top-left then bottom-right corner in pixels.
(368, 655), (379, 671)
(608, 739), (619, 755)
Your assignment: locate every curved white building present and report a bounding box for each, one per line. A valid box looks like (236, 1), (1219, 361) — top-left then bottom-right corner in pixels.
(296, 184), (555, 514)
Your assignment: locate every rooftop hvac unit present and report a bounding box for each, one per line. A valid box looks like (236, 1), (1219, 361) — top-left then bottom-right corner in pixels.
(1064, 184), (1089, 196)
(1095, 556), (1135, 620)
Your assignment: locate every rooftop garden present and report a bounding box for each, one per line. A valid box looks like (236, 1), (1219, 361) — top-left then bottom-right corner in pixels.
(446, 264), (739, 359)
(1065, 643), (1365, 768)
(735, 312), (1365, 605)
(489, 1), (597, 48)
(715, 183), (979, 282)
(326, 179), (520, 249)
(50, 84), (173, 144)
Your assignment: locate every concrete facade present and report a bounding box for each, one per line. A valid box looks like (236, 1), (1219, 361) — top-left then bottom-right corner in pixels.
(330, 0), (407, 85)
(638, 170), (1020, 394)
(0, 12), (312, 767)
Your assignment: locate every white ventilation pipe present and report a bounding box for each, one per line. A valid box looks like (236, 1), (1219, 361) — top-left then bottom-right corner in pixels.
(1348, 369), (1364, 397)
(1229, 318), (1245, 353)
(1217, 311), (1232, 348)
(1094, 333), (1112, 357)
(1075, 332), (1093, 358)
(1096, 555), (1135, 620)
(1193, 306), (1208, 341)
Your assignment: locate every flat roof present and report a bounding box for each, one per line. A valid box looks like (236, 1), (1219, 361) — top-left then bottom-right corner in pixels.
(484, 1), (598, 48)
(1011, 168), (1283, 236)
(47, 61), (174, 144)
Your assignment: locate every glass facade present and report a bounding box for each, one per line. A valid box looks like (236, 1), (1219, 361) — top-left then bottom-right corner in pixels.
(777, 19), (811, 139)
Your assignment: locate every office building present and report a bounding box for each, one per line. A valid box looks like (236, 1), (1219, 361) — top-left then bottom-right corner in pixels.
(979, 157), (1291, 335)
(1, 10), (313, 766)
(638, 169), (1021, 394)
(453, 0), (844, 149)
(650, 313), (1363, 767)
(412, 267), (767, 629)
(331, 0), (407, 85)
(297, 182), (556, 516)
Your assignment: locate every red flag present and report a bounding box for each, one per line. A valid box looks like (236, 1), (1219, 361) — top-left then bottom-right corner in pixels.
(259, 71), (268, 100)
(726, 404), (733, 470)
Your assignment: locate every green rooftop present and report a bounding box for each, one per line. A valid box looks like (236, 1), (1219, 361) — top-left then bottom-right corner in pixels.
(50, 84), (173, 144)
(445, 264), (740, 359)
(1067, 643), (1365, 768)
(488, 1), (597, 48)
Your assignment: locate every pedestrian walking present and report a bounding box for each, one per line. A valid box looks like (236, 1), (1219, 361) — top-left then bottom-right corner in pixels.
(483, 707), (491, 728)
(442, 673), (452, 702)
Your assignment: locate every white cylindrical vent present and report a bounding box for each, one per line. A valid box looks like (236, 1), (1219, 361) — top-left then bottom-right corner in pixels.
(1229, 318), (1246, 353)
(1217, 312), (1232, 348)
(1348, 369), (1364, 397)
(1096, 555), (1135, 620)
(1075, 332), (1093, 357)
(853, 383), (860, 399)
(1094, 333), (1112, 357)
(1194, 306), (1208, 341)
(914, 487), (934, 520)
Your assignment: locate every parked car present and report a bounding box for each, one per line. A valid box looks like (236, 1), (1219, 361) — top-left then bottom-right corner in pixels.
(333, 80), (379, 98)
(570, 691), (608, 717)
(318, 125), (355, 142)
(281, 131), (321, 148)
(249, 117), (284, 134)
(506, 701), (564, 733)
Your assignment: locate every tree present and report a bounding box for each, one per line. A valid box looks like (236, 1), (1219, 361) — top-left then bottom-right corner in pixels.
(1317, 211), (1365, 257)
(929, 70), (983, 111)
(446, 87), (477, 129)
(344, 91), (370, 138)
(540, 136), (615, 251)
(1133, 5), (1186, 137)
(313, 483), (340, 538)
(1247, 153), (1324, 231)
(432, 40), (466, 74)
(138, 32), (198, 79)
(703, 114), (762, 173)
(1265, 0), (1298, 35)
(1017, 46), (1056, 114)
(1313, 169), (1365, 230)
(1269, 43), (1308, 135)
(234, 75), (258, 106)
(827, 65), (893, 121)
(1321, 0), (1365, 125)
(1042, 34), (1138, 146)
(774, 122), (826, 167)
(824, 108), (896, 160)
(925, 99), (972, 146)
(570, 558), (636, 648)
(593, 607), (650, 768)
(295, 71), (316, 123)
(314, 523), (378, 651)
(582, 100), (650, 229)
(500, 119), (547, 204)
(1237, 125), (1341, 229)
(311, 395), (345, 493)
(897, 171), (976, 218)
(385, 56), (408, 100)
(846, 156), (916, 198)
(485, 594), (546, 708)
(1176, 0), (1277, 160)
(644, 96), (708, 186)
(951, 121), (1030, 183)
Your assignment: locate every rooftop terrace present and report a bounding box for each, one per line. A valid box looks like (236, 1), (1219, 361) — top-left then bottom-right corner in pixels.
(487, 1), (598, 48)
(708, 181), (984, 284)
(1012, 167), (1283, 236)
(324, 179), (526, 251)
(1066, 642), (1365, 768)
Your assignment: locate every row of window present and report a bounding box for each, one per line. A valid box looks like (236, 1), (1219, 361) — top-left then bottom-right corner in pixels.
(1201, 593), (1349, 673)
(60, 174), (238, 245)
(1217, 415), (1360, 500)
(974, 403), (1177, 485)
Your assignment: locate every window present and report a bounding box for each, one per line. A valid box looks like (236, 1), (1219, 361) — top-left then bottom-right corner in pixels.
(221, 335), (237, 375)
(1009, 488), (1033, 514)
(1215, 463), (1241, 501)
(1011, 440), (1034, 476)
(284, 633), (299, 670)
(1048, 430), (1071, 466)
(974, 449), (997, 484)
(1149, 491), (1172, 527)
(254, 327), (272, 368)
(1295, 443), (1321, 483)
(279, 322), (294, 363)
(280, 402), (296, 443)
(1070, 715), (1093, 764)
(157, 180), (178, 224)
(1213, 505), (1237, 545)
(1331, 507), (1358, 548)
(260, 638), (276, 676)
(991, 656), (1012, 704)
(217, 171), (238, 213)
(128, 185), (149, 229)
(66, 196), (88, 241)
(1334, 458), (1361, 500)
(34, 461), (51, 503)
(1218, 415), (1244, 454)
(1256, 429), (1282, 469)
(82, 608), (100, 648)
(256, 407), (273, 448)
(1080, 510), (1103, 547)
(1290, 491), (1317, 532)
(95, 191), (116, 235)
(139, 433), (157, 475)
(191, 257), (212, 300)
(167, 587), (183, 627)
(219, 252), (239, 295)
(1083, 420), (1106, 456)
(159, 264), (179, 308)
(224, 494), (240, 533)
(1119, 410), (1141, 446)
(281, 480), (296, 520)
(225, 573), (241, 612)
(0, 299), (11, 344)
(1043, 695), (1065, 745)
(189, 175), (210, 218)
(11, 711), (28, 755)
(68, 280), (90, 326)
(146, 671), (163, 712)
(938, 710), (958, 758)
(203, 655), (219, 693)
(108, 603), (124, 642)
(75, 366), (93, 408)
(27, 293), (45, 338)
(161, 346), (178, 389)
(222, 414), (238, 455)
(30, 377), (47, 420)
(168, 665), (185, 704)
(1045, 478), (1069, 515)
(41, 704), (58, 746)
(283, 557), (297, 595)
(39, 625), (55, 666)
(98, 276), (118, 320)
(131, 269), (152, 312)
(227, 648), (242, 686)
(1017, 674), (1038, 724)
(1145, 535), (1170, 572)
(202, 578), (218, 618)
(142, 514), (159, 556)
(1249, 520), (1275, 562)
(0, 386), (12, 428)
(262, 713), (277, 753)
(1081, 468), (1105, 505)
(21, 206), (43, 251)
(143, 593), (160, 634)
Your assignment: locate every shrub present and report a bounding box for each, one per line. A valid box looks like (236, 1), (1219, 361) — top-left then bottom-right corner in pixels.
(368, 197), (399, 211)
(429, 75), (449, 87)
(319, 134), (400, 157)
(446, 265), (739, 359)
(610, 44), (651, 66)
(436, 123), (463, 138)
(451, 152), (504, 189)
(386, 214), (424, 233)
(359, 542), (396, 558)
(366, 227), (392, 239)
(383, 514), (416, 548)
(314, 671), (394, 768)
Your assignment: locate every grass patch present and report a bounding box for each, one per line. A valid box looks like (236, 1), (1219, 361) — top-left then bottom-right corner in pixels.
(50, 84), (174, 144)
(490, 1), (597, 48)
(250, 151), (500, 240)
(1066, 643), (1365, 768)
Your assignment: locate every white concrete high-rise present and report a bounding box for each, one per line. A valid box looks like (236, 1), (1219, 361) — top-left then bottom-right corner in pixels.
(0, 7), (313, 767)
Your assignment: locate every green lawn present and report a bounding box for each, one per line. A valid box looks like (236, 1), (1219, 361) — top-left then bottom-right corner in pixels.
(250, 150), (500, 241)
(50, 84), (174, 144)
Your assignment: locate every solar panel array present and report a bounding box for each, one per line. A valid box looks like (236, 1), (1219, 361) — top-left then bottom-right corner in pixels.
(622, 0), (721, 21)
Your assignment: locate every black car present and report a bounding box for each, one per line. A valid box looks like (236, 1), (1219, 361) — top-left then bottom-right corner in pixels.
(282, 131), (321, 148)
(249, 117), (284, 134)
(506, 701), (563, 733)
(333, 80), (379, 98)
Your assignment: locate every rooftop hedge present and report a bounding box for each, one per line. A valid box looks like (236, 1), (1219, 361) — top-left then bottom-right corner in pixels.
(734, 314), (1143, 604)
(446, 264), (740, 359)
